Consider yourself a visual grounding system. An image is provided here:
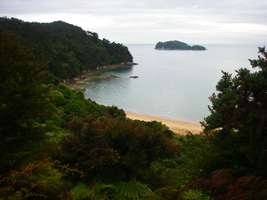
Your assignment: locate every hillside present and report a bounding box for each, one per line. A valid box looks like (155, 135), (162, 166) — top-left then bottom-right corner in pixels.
(155, 40), (206, 50)
(0, 17), (133, 79)
(0, 17), (266, 200)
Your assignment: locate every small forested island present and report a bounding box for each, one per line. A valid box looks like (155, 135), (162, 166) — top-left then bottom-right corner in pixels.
(1, 17), (267, 200)
(155, 40), (206, 50)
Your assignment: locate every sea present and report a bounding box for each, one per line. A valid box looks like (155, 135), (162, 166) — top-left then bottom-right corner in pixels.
(84, 44), (261, 122)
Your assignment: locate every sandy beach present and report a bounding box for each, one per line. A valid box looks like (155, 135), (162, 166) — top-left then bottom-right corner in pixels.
(126, 111), (202, 135)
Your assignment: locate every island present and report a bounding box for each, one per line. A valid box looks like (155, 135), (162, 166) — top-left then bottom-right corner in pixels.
(155, 40), (206, 50)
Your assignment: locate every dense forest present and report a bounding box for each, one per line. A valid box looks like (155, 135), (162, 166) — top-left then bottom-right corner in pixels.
(0, 18), (267, 199)
(0, 17), (133, 80)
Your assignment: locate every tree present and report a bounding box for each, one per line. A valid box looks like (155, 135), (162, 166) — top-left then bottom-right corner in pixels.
(202, 47), (267, 175)
(0, 31), (50, 172)
(58, 116), (179, 182)
(0, 17), (133, 79)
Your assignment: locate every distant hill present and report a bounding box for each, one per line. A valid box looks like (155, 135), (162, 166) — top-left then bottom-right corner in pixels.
(0, 17), (133, 79)
(155, 40), (206, 50)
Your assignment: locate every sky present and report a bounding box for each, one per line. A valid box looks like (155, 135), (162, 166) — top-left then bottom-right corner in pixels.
(1, 0), (267, 44)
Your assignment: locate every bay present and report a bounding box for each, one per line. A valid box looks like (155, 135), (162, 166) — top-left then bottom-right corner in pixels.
(85, 44), (259, 122)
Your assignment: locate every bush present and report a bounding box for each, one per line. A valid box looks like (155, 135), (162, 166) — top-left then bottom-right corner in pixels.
(181, 189), (210, 200)
(71, 181), (156, 200)
(58, 116), (179, 183)
(0, 160), (69, 200)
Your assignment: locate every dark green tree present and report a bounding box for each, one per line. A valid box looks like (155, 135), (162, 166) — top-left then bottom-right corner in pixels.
(202, 47), (267, 175)
(0, 31), (50, 172)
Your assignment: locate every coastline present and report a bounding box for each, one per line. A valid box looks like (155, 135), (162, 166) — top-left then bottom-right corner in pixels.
(64, 62), (137, 90)
(64, 62), (202, 135)
(126, 111), (202, 135)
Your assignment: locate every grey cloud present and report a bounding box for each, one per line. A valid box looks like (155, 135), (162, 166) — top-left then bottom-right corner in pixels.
(1, 0), (267, 44)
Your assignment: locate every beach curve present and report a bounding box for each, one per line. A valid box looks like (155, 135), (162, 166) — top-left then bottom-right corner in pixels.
(126, 111), (202, 135)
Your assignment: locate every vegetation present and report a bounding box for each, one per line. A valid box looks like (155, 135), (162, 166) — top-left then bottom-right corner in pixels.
(155, 41), (206, 50)
(202, 47), (267, 176)
(0, 17), (266, 199)
(0, 17), (133, 80)
(0, 31), (51, 173)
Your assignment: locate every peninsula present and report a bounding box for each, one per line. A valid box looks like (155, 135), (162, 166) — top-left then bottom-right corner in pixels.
(0, 17), (133, 80)
(155, 40), (206, 50)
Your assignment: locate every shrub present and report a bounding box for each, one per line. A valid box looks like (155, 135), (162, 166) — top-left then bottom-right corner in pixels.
(181, 189), (210, 200)
(58, 116), (179, 183)
(0, 160), (69, 200)
(71, 181), (156, 200)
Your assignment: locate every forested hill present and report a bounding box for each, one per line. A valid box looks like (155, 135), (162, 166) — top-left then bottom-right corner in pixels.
(0, 17), (133, 79)
(155, 40), (206, 50)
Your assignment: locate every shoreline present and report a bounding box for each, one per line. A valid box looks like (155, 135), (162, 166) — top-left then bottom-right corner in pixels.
(64, 62), (137, 90)
(126, 111), (202, 135)
(64, 63), (203, 135)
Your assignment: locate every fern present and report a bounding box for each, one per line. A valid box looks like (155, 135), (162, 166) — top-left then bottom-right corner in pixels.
(71, 183), (92, 200)
(182, 189), (210, 200)
(72, 181), (156, 200)
(113, 181), (154, 200)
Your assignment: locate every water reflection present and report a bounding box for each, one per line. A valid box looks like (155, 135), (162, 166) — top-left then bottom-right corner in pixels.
(85, 44), (259, 121)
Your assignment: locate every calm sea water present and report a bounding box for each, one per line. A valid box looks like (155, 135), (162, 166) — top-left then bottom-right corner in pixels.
(85, 44), (259, 122)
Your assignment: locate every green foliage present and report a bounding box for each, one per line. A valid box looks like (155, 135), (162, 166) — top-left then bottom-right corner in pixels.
(3, 15), (266, 200)
(0, 30), (52, 173)
(181, 189), (210, 200)
(202, 47), (267, 175)
(154, 186), (179, 200)
(58, 116), (179, 183)
(175, 135), (219, 186)
(113, 181), (154, 200)
(71, 183), (92, 200)
(145, 135), (219, 190)
(51, 85), (125, 122)
(0, 160), (69, 200)
(72, 181), (155, 200)
(0, 18), (182, 199)
(148, 159), (181, 188)
(0, 17), (133, 80)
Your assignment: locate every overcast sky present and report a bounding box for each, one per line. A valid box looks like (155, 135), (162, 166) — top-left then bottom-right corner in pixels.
(1, 0), (267, 44)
